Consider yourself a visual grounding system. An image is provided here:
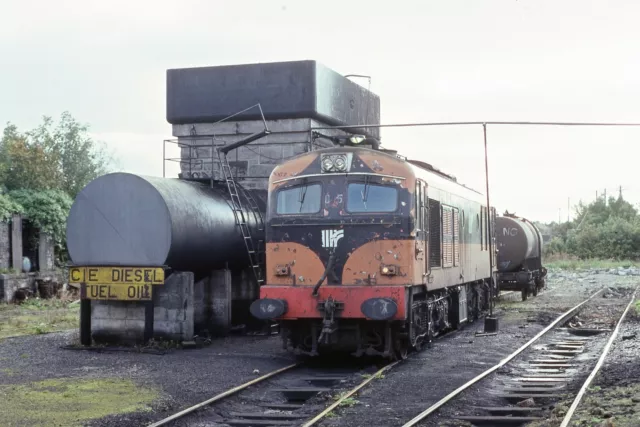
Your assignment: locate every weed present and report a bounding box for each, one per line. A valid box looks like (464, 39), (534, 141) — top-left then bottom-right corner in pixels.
(339, 397), (359, 407)
(0, 298), (79, 339)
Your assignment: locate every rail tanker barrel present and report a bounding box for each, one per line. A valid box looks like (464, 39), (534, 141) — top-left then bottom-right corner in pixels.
(66, 172), (262, 272)
(496, 216), (541, 273)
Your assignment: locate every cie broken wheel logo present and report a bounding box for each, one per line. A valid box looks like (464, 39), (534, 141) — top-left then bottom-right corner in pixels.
(321, 229), (344, 249)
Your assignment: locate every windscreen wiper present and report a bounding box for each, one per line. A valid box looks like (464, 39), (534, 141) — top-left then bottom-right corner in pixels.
(298, 184), (308, 212)
(360, 176), (370, 210)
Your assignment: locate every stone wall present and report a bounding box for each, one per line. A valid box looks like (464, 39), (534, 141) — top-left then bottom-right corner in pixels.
(0, 273), (30, 302)
(91, 271), (195, 343)
(0, 222), (9, 269)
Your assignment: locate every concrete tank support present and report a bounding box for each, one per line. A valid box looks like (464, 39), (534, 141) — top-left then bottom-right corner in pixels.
(91, 271), (195, 343)
(210, 269), (232, 336)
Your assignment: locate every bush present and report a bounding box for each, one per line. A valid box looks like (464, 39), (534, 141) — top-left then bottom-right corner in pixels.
(7, 190), (72, 260)
(0, 193), (23, 223)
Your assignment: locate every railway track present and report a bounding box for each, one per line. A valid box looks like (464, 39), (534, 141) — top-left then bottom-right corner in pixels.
(400, 287), (637, 427)
(147, 359), (399, 427)
(145, 288), (543, 427)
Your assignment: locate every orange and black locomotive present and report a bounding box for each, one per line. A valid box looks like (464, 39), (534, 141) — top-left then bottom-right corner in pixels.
(250, 136), (497, 359)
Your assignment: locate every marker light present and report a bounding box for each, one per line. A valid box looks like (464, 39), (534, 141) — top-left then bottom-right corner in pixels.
(349, 135), (366, 144)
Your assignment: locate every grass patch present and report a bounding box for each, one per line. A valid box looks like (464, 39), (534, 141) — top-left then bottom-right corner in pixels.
(529, 383), (640, 426)
(0, 377), (159, 426)
(544, 254), (639, 270)
(338, 396), (359, 407)
(0, 298), (79, 340)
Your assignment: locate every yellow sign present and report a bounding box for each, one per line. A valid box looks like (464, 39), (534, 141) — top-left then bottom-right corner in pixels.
(82, 283), (153, 301)
(69, 266), (164, 285)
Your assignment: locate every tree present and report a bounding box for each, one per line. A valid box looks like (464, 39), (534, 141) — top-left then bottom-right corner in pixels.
(0, 113), (112, 265)
(0, 125), (59, 192)
(545, 194), (640, 260)
(0, 112), (112, 198)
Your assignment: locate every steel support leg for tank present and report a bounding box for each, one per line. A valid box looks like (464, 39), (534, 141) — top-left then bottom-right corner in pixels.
(80, 298), (91, 346)
(144, 300), (154, 343)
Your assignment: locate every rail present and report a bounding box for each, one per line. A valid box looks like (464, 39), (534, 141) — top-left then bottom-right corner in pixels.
(300, 361), (401, 427)
(559, 288), (638, 426)
(146, 363), (298, 427)
(401, 287), (606, 427)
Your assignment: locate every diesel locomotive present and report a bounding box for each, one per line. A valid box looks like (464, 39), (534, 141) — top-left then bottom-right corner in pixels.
(250, 136), (497, 359)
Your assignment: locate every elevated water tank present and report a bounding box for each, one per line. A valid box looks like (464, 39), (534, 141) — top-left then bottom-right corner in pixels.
(166, 60), (381, 139)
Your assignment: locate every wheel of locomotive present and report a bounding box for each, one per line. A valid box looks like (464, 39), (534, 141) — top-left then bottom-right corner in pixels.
(467, 286), (479, 321)
(393, 333), (410, 360)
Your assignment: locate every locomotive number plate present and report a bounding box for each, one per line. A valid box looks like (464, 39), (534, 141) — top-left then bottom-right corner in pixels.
(69, 266), (164, 286)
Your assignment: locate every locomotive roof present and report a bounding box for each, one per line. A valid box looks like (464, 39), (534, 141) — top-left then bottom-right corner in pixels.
(307, 145), (484, 196)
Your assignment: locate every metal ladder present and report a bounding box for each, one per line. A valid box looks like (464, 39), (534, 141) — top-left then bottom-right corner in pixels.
(217, 149), (265, 286)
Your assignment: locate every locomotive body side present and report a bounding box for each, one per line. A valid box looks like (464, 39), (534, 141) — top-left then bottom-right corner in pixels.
(250, 145), (496, 359)
(496, 214), (547, 300)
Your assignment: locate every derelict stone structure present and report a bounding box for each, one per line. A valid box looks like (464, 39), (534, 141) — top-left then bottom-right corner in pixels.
(77, 60), (381, 344)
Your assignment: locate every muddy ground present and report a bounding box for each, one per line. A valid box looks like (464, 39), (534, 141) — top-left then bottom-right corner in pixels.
(0, 269), (637, 427)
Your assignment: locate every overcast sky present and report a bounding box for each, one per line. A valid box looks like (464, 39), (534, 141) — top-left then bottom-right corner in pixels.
(2, 0), (639, 223)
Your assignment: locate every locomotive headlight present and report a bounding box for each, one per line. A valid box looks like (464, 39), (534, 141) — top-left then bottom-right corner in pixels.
(322, 157), (334, 171)
(333, 155), (347, 171)
(321, 153), (352, 173)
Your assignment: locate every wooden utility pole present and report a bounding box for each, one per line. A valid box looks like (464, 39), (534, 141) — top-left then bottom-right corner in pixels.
(567, 197), (570, 222)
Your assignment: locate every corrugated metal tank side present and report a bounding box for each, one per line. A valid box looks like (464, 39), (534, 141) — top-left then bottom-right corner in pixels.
(496, 216), (538, 272)
(66, 172), (262, 272)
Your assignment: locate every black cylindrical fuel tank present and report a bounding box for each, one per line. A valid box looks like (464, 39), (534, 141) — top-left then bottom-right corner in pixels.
(496, 216), (541, 273)
(66, 172), (264, 272)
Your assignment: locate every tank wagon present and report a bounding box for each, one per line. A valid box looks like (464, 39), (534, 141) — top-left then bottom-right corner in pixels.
(496, 212), (547, 301)
(250, 136), (497, 359)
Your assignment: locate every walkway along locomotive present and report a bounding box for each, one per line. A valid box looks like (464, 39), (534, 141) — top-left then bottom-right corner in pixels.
(496, 212), (547, 301)
(250, 136), (498, 359)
